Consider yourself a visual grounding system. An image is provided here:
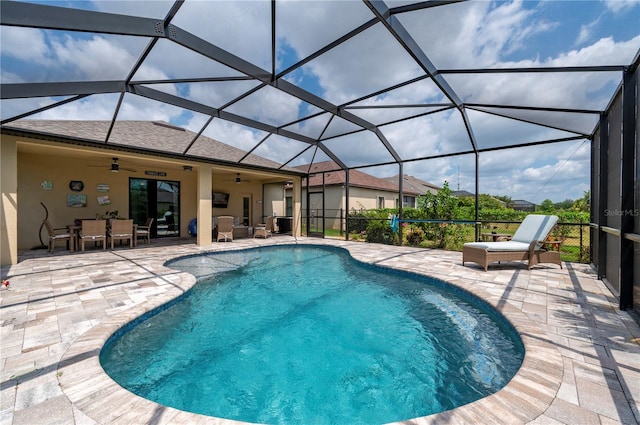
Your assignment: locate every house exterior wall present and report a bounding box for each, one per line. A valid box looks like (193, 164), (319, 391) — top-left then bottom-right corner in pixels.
(8, 139), (298, 252)
(301, 185), (398, 231)
(347, 186), (396, 210)
(0, 133), (302, 264)
(211, 179), (264, 227)
(16, 147), (199, 250)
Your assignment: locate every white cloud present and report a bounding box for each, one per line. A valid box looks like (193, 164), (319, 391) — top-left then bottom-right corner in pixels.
(33, 94), (122, 120)
(49, 34), (138, 80)
(576, 20), (599, 46)
(2, 0), (637, 203)
(603, 0), (639, 13)
(170, 1), (272, 70)
(0, 27), (50, 65)
(202, 119), (267, 152)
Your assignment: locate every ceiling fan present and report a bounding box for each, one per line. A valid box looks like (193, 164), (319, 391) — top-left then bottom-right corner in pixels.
(88, 157), (137, 173)
(223, 173), (252, 184)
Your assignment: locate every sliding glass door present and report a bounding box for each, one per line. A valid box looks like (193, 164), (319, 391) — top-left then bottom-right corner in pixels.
(129, 178), (180, 238)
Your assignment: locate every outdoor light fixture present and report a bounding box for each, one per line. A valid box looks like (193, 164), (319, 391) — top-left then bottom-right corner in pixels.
(110, 158), (119, 172)
(236, 173), (241, 184)
(183, 165), (193, 172)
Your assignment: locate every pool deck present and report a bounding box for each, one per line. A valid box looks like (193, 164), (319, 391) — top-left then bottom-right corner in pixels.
(1, 236), (639, 425)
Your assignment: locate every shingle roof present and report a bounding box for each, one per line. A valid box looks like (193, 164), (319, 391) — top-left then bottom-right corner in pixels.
(5, 120), (295, 171)
(299, 161), (421, 195)
(452, 190), (475, 197)
(383, 174), (440, 195)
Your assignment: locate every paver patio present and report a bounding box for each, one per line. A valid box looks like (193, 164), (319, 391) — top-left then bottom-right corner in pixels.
(1, 237), (638, 424)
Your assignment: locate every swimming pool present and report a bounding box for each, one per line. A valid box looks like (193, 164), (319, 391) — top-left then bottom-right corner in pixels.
(101, 245), (524, 424)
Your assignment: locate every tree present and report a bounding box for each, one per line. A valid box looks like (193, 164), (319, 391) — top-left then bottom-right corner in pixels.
(539, 199), (555, 213)
(479, 194), (507, 210)
(554, 199), (574, 210)
(572, 191), (590, 212)
(494, 195), (514, 209)
(417, 181), (465, 248)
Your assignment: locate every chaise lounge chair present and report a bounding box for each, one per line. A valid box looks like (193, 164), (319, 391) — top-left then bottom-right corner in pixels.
(462, 214), (561, 271)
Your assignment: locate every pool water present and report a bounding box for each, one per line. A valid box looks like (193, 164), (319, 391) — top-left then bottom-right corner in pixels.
(101, 245), (524, 425)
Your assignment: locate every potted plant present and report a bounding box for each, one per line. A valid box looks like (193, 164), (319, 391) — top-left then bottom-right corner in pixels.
(104, 210), (121, 225)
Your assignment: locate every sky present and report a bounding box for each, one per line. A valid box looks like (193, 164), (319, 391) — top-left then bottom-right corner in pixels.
(1, 0), (640, 203)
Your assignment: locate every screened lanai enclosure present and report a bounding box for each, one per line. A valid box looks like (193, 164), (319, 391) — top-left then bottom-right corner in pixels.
(1, 1), (639, 314)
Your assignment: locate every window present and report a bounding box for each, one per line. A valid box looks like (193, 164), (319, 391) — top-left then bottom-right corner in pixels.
(285, 196), (293, 217)
(377, 196), (384, 209)
(243, 196), (250, 225)
(403, 196), (416, 208)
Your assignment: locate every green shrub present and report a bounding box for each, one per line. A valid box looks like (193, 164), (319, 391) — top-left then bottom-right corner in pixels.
(405, 226), (425, 246)
(417, 181), (465, 249)
(365, 219), (398, 245)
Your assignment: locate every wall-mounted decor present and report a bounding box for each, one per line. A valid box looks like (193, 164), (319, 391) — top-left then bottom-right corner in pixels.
(41, 181), (53, 190)
(97, 195), (111, 206)
(97, 183), (110, 192)
(69, 180), (84, 192)
(67, 194), (87, 208)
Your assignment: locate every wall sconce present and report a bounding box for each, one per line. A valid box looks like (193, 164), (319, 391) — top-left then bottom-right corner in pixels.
(183, 165), (193, 172)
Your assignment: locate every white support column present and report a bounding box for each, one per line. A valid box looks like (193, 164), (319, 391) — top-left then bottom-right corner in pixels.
(196, 165), (212, 246)
(1, 137), (18, 265)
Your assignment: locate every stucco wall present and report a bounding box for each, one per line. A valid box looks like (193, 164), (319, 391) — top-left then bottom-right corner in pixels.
(211, 180), (264, 227)
(17, 149), (198, 249)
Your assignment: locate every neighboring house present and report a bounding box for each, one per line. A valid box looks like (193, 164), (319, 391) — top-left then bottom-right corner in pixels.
(452, 190), (508, 208)
(452, 190), (476, 198)
(294, 162), (422, 230)
(513, 199), (537, 212)
(383, 174), (440, 208)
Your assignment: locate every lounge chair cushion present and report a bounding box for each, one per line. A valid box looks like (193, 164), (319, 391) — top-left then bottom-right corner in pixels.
(464, 241), (534, 252)
(511, 215), (558, 243)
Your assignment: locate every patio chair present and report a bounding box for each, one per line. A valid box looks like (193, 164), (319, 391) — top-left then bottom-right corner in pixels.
(43, 220), (71, 253)
(462, 214), (561, 271)
(216, 216), (234, 242)
(254, 216), (274, 239)
(108, 219), (134, 249)
(80, 219), (107, 252)
(136, 218), (154, 245)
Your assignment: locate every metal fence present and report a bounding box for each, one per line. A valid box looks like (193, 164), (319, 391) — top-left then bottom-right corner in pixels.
(301, 212), (590, 263)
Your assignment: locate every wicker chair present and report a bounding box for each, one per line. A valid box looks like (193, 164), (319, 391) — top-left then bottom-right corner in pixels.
(254, 216), (274, 239)
(462, 214), (561, 271)
(43, 220), (71, 253)
(216, 216), (234, 242)
(108, 219), (134, 249)
(80, 220), (107, 252)
(136, 218), (154, 245)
